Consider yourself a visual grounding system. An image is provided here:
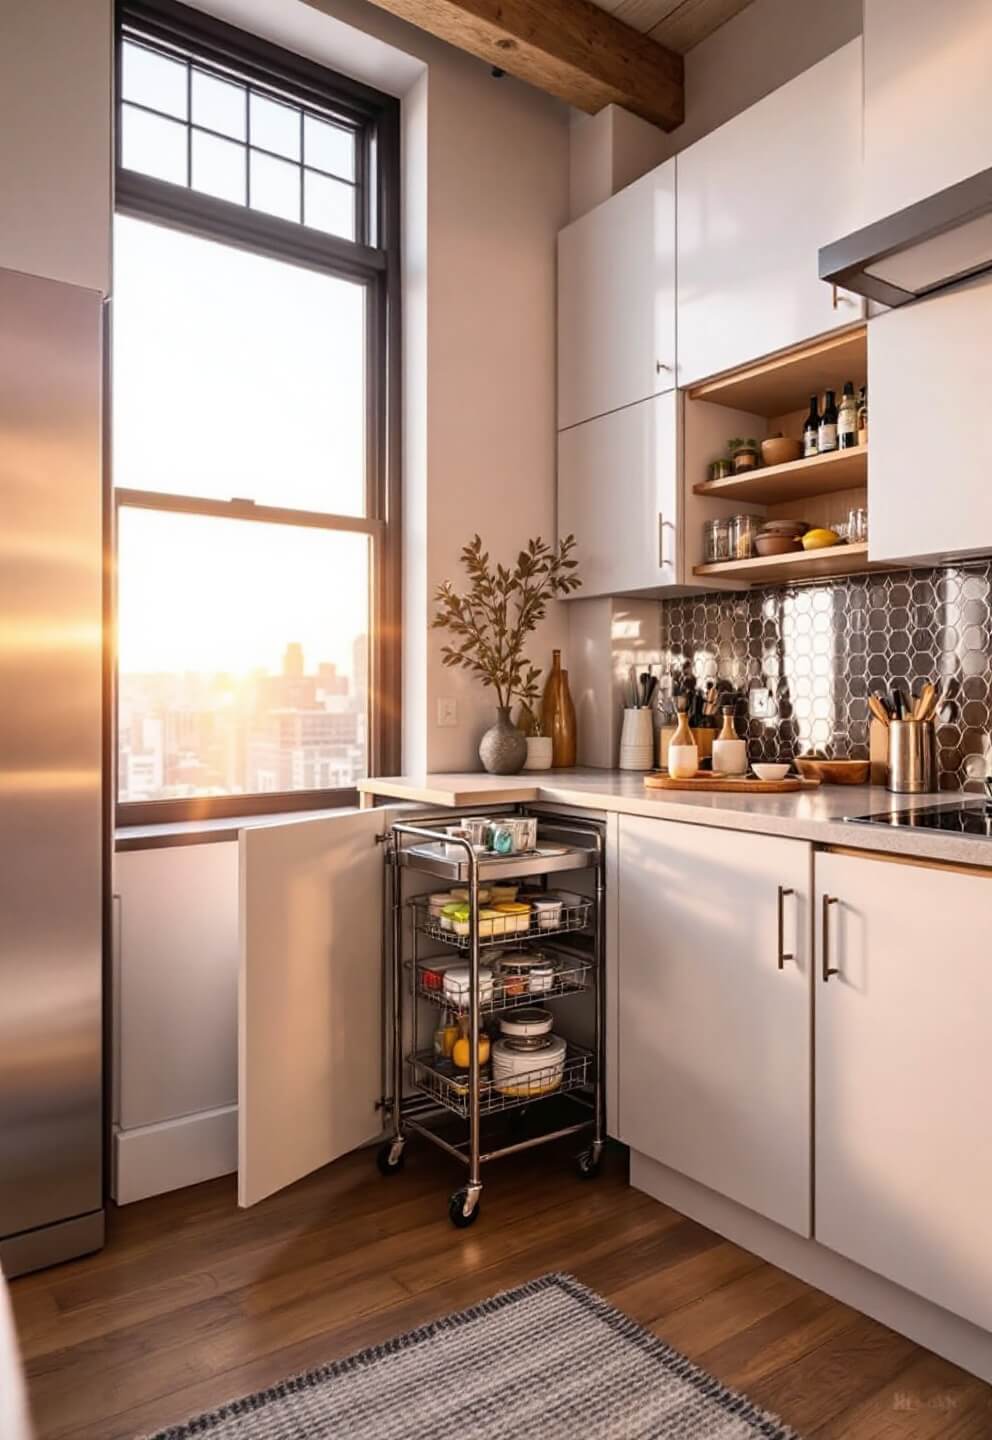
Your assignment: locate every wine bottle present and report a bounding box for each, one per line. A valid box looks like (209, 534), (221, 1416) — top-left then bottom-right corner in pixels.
(818, 389), (838, 453)
(802, 396), (819, 458)
(838, 381), (858, 449)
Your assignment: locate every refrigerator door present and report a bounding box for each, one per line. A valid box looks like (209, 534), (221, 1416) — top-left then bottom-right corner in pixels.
(0, 269), (104, 1273)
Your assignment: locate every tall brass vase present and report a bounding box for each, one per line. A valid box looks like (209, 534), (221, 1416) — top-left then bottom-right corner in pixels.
(541, 649), (577, 768)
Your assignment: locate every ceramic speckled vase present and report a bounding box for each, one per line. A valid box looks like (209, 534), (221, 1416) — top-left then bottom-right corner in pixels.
(479, 707), (527, 775)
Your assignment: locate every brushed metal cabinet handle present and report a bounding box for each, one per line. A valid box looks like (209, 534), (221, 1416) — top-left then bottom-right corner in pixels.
(777, 886), (795, 969)
(822, 894), (840, 982)
(658, 512), (666, 568)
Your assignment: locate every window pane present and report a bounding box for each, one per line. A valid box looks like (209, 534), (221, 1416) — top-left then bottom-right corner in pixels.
(304, 170), (355, 239)
(249, 149), (299, 221)
(192, 69), (246, 140)
(113, 216), (366, 515)
(121, 40), (188, 119)
(250, 93), (301, 160)
(192, 130), (246, 205)
(120, 104), (188, 185)
(304, 114), (355, 180)
(117, 510), (370, 801)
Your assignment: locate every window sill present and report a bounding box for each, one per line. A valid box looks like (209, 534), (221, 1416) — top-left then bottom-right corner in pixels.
(115, 805), (359, 852)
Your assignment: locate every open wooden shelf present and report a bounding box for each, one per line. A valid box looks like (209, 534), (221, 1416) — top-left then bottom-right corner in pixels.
(688, 325), (867, 417)
(693, 541), (885, 586)
(693, 445), (868, 506)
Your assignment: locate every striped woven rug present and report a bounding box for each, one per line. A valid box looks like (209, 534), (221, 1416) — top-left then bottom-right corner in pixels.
(146, 1273), (798, 1439)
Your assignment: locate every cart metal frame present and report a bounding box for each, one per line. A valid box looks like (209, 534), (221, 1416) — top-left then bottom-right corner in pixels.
(380, 812), (606, 1225)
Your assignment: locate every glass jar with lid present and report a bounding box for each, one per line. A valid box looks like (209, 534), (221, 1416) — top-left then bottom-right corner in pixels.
(729, 513), (762, 560)
(704, 517), (731, 563)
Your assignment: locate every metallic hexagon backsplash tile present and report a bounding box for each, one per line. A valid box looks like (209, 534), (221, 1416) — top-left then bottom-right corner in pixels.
(660, 560), (992, 791)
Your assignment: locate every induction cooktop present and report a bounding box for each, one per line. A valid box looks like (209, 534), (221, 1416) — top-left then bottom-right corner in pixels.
(844, 802), (992, 839)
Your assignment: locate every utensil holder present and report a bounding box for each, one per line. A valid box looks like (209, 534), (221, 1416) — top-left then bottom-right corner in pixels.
(619, 707), (654, 771)
(886, 719), (937, 794)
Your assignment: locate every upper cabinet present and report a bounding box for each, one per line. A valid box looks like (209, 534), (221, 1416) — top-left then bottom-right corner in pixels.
(869, 270), (992, 564)
(676, 40), (864, 390)
(558, 160), (676, 431)
(863, 0), (992, 225)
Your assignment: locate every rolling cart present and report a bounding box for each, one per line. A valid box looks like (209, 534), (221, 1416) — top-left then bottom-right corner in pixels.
(377, 813), (605, 1226)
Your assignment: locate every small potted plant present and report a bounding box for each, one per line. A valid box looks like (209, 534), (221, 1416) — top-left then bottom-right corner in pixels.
(433, 535), (581, 774)
(728, 437), (761, 473)
(515, 679), (553, 771)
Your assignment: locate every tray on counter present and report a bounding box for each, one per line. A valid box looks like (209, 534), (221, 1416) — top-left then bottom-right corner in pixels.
(408, 1043), (594, 1120)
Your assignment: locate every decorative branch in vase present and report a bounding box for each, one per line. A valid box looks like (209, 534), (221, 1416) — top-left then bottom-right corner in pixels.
(432, 534), (581, 774)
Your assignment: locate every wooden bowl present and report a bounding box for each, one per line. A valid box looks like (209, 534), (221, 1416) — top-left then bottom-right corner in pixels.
(754, 533), (803, 556)
(761, 436), (802, 466)
(794, 758), (871, 785)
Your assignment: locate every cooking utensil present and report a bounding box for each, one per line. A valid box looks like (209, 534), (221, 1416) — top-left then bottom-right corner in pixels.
(868, 694), (892, 728)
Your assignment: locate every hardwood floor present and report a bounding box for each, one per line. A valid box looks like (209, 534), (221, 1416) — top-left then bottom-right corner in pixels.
(10, 1141), (992, 1439)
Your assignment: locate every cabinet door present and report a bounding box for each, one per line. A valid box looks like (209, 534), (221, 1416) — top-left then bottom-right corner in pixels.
(558, 160), (675, 431)
(618, 816), (812, 1235)
(677, 40), (864, 389)
(558, 390), (678, 598)
(815, 852), (992, 1330)
(869, 270), (992, 563)
(239, 809), (392, 1207)
(864, 0), (992, 226)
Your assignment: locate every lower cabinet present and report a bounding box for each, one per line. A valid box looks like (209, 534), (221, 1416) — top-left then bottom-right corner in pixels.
(618, 815), (812, 1236)
(815, 850), (992, 1331)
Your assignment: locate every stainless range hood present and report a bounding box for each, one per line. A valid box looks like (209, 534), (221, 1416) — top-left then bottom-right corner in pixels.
(819, 165), (992, 308)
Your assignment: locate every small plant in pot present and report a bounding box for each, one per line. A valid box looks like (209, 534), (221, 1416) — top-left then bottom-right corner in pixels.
(728, 437), (761, 473)
(432, 535), (581, 774)
(515, 680), (554, 772)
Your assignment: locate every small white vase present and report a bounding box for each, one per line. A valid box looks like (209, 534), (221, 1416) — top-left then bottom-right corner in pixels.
(524, 735), (553, 771)
(619, 708), (655, 771)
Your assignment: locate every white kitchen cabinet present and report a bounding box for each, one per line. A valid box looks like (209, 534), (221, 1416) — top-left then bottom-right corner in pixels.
(618, 815), (812, 1236)
(677, 40), (864, 389)
(557, 391), (679, 598)
(864, 0), (992, 226)
(869, 270), (992, 564)
(558, 159), (676, 431)
(815, 850), (992, 1332)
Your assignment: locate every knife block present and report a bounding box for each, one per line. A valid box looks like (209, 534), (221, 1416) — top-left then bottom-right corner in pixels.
(869, 717), (888, 785)
(659, 725), (714, 770)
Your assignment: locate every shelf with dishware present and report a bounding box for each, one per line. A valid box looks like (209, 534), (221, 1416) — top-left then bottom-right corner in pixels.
(685, 325), (871, 588)
(409, 1042), (595, 1122)
(407, 943), (594, 1014)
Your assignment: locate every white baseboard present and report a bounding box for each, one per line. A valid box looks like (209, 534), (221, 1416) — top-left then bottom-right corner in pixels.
(630, 1150), (992, 1384)
(113, 1105), (237, 1205)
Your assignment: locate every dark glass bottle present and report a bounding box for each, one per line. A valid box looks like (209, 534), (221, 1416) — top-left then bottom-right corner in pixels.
(838, 380), (858, 449)
(818, 389), (838, 453)
(802, 395), (819, 458)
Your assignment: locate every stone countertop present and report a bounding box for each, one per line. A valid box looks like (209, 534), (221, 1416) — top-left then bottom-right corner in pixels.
(358, 769), (992, 869)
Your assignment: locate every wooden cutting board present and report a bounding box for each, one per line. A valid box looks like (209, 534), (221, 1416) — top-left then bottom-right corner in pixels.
(644, 772), (820, 793)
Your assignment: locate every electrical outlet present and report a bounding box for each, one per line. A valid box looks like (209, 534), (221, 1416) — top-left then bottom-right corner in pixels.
(748, 687), (772, 718)
(436, 697), (458, 727)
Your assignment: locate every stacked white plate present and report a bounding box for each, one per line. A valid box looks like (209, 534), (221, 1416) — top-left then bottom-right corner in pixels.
(492, 1033), (566, 1097)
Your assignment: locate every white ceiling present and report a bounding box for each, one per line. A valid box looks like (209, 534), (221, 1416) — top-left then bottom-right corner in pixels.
(589, 0), (755, 52)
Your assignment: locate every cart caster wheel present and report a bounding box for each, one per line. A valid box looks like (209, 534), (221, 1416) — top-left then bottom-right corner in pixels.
(576, 1148), (602, 1180)
(376, 1140), (405, 1176)
(448, 1188), (481, 1228)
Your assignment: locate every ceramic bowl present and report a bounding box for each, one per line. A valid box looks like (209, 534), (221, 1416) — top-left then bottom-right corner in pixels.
(751, 763), (791, 782)
(761, 436), (802, 466)
(761, 519), (809, 536)
(754, 533), (803, 556)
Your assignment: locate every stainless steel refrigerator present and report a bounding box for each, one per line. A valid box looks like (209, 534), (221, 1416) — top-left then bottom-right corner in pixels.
(0, 267), (105, 1276)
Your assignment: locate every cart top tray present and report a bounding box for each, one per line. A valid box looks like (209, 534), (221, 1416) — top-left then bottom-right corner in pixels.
(399, 840), (597, 881)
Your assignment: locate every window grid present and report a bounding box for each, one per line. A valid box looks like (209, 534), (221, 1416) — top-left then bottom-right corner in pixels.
(120, 36), (360, 240)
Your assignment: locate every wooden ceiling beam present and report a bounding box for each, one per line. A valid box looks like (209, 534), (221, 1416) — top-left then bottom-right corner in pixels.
(360, 0), (685, 130)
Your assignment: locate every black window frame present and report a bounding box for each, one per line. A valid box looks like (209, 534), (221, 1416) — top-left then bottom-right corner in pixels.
(112, 0), (401, 826)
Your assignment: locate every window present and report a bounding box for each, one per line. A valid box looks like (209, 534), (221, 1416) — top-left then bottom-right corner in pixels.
(113, 0), (399, 822)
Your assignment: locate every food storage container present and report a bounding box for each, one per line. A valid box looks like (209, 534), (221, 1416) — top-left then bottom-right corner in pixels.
(492, 901), (531, 934)
(527, 960), (556, 994)
(531, 896), (563, 930)
(444, 826), (472, 857)
(460, 817), (492, 847)
(704, 517), (732, 563)
(450, 886), (491, 903)
(729, 513), (763, 560)
(428, 892), (454, 921)
(492, 1033), (566, 1096)
(498, 1008), (553, 1040)
(488, 882), (519, 905)
(442, 965), (494, 1007)
(495, 951), (540, 997)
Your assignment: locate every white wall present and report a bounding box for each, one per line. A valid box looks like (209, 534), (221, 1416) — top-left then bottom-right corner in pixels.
(0, 0), (113, 293)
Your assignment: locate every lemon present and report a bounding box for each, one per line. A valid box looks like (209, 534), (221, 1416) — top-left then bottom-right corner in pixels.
(802, 527), (841, 550)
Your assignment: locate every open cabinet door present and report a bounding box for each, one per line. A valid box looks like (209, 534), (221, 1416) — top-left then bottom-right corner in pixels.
(238, 809), (394, 1207)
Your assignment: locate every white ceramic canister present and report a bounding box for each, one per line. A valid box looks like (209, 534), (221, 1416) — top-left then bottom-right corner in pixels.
(619, 708), (655, 771)
(711, 706), (748, 776)
(524, 735), (553, 771)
